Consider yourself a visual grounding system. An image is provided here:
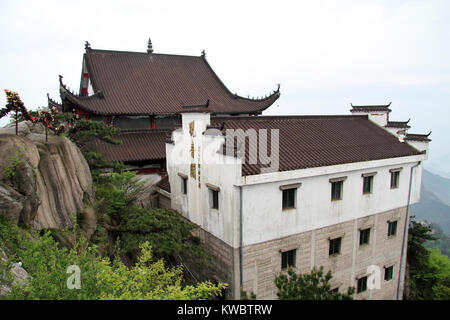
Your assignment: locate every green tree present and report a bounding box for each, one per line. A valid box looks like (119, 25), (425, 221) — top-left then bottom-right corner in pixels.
(274, 266), (354, 300)
(406, 219), (438, 299)
(1, 217), (225, 300)
(98, 242), (225, 300)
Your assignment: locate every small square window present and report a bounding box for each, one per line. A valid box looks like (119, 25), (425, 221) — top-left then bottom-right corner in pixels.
(282, 188), (296, 210)
(329, 237), (342, 255)
(388, 221), (397, 237)
(181, 177), (187, 195)
(384, 266), (394, 281)
(359, 228), (371, 246)
(331, 181), (343, 200)
(281, 249), (296, 270)
(363, 176), (373, 194)
(390, 171), (400, 189)
(211, 190), (219, 210)
(357, 276), (368, 293)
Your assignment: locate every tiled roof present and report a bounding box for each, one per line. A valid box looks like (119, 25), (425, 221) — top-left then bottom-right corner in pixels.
(210, 115), (423, 176)
(405, 132), (432, 142)
(385, 119), (411, 129)
(89, 129), (168, 162)
(156, 176), (171, 192)
(350, 103), (392, 113)
(59, 48), (280, 116)
(47, 94), (62, 113)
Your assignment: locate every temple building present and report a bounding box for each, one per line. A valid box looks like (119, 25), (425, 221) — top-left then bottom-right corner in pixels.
(49, 39), (432, 300)
(50, 39), (280, 177)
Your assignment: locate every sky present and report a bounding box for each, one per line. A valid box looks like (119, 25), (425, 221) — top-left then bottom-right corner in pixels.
(1, 0), (449, 173)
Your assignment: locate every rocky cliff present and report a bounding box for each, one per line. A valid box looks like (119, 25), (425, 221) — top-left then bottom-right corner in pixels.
(0, 121), (93, 230)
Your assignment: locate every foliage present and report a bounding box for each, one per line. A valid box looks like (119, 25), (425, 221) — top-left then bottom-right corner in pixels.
(406, 217), (450, 300)
(274, 266), (355, 300)
(67, 119), (121, 150)
(119, 206), (208, 264)
(425, 223), (450, 257)
(406, 218), (438, 299)
(3, 150), (24, 180)
(98, 242), (226, 300)
(240, 289), (257, 300)
(0, 217), (225, 300)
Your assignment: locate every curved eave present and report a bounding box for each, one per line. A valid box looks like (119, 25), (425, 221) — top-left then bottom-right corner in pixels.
(202, 56), (281, 112)
(47, 93), (62, 111)
(385, 118), (411, 129)
(59, 75), (108, 115)
(405, 131), (432, 142)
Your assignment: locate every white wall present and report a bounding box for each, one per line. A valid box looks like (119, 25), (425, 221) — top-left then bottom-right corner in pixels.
(351, 111), (388, 127)
(166, 113), (242, 248)
(166, 112), (426, 249)
(241, 159), (424, 246)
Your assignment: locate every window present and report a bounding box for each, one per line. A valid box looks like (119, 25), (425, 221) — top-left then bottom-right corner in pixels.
(211, 190), (219, 209)
(282, 188), (296, 210)
(280, 183), (301, 210)
(331, 181), (343, 200)
(181, 177), (187, 195)
(281, 249), (296, 270)
(359, 228), (371, 246)
(384, 266), (394, 281)
(390, 169), (401, 189)
(178, 173), (188, 195)
(329, 177), (346, 201)
(329, 237), (342, 255)
(357, 276), (368, 293)
(362, 174), (374, 194)
(207, 183), (220, 210)
(388, 221), (397, 237)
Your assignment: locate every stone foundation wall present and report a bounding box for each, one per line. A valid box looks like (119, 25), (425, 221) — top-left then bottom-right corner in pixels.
(241, 206), (408, 300)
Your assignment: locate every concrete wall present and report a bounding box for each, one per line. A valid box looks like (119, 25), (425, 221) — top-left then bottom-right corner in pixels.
(166, 112), (426, 300)
(241, 160), (423, 246)
(166, 113), (242, 248)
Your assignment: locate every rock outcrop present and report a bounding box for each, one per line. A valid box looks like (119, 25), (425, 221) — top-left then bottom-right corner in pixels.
(0, 121), (93, 229)
(0, 248), (29, 297)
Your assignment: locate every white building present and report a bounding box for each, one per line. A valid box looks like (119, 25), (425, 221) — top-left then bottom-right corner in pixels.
(165, 104), (430, 300)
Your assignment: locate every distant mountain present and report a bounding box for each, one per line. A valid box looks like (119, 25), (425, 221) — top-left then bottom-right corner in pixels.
(421, 169), (450, 206)
(411, 169), (450, 235)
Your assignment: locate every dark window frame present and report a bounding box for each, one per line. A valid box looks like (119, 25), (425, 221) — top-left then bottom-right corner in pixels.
(329, 237), (342, 256)
(388, 221), (398, 237)
(331, 180), (343, 201)
(384, 266), (394, 281)
(282, 188), (296, 210)
(211, 189), (219, 210)
(362, 175), (374, 194)
(181, 177), (187, 195)
(390, 170), (400, 189)
(281, 249), (296, 270)
(359, 228), (371, 246)
(357, 276), (368, 293)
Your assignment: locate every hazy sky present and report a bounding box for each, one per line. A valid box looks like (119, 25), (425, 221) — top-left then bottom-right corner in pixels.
(1, 0), (449, 171)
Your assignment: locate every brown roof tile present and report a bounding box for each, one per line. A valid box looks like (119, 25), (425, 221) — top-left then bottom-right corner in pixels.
(156, 175), (171, 192)
(90, 129), (168, 162)
(350, 103), (392, 113)
(60, 48), (280, 116)
(211, 115), (423, 176)
(385, 119), (411, 129)
(405, 132), (432, 142)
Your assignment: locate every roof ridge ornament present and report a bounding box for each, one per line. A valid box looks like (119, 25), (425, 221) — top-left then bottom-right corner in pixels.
(84, 41), (91, 51)
(201, 50), (206, 58)
(147, 38), (153, 54)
